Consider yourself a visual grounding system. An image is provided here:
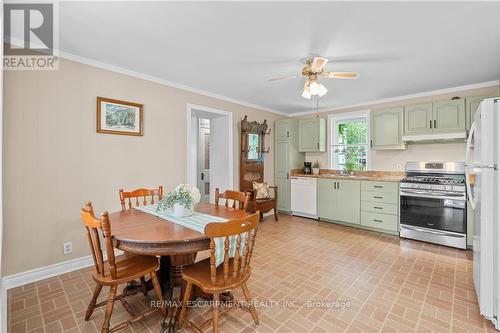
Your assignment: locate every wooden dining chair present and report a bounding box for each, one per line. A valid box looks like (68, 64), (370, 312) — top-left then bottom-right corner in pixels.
(81, 202), (165, 333)
(119, 186), (163, 210)
(215, 188), (249, 210)
(119, 186), (164, 294)
(179, 213), (260, 332)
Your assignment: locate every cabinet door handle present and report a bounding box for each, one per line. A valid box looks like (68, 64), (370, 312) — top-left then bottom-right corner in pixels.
(374, 185), (383, 189)
(334, 182), (337, 189)
(434, 120), (437, 128)
(370, 139), (373, 148)
(373, 196), (383, 199)
(317, 142), (319, 149)
(337, 182), (340, 190)
(430, 120), (432, 128)
(286, 172), (289, 180)
(373, 219), (383, 223)
(373, 206), (383, 210)
(286, 131), (290, 138)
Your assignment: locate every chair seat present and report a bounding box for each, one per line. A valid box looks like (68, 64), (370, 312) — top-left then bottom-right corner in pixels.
(92, 254), (159, 286)
(182, 258), (251, 293)
(255, 197), (275, 203)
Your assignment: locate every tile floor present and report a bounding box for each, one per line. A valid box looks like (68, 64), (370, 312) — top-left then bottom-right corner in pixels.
(8, 214), (497, 332)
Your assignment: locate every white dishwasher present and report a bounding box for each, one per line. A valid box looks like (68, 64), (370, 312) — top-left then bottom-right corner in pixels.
(291, 177), (318, 219)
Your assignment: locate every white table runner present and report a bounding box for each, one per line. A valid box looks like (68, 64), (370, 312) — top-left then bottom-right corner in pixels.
(134, 204), (244, 266)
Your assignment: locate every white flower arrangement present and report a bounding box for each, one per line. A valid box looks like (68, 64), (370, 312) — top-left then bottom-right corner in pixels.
(157, 184), (201, 212)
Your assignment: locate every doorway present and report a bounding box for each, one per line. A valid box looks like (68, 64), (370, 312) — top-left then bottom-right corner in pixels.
(186, 104), (233, 203)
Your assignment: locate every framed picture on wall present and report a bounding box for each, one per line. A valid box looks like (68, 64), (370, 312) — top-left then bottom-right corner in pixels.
(97, 97), (143, 136)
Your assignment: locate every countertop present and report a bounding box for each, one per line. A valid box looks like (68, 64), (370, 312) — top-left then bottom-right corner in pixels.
(290, 170), (405, 182)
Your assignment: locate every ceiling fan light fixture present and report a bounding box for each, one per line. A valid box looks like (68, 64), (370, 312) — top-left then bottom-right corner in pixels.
(302, 84), (312, 99)
(318, 83), (328, 97)
(309, 80), (320, 95)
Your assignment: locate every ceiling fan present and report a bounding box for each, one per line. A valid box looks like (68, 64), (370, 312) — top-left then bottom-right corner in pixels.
(268, 57), (359, 99)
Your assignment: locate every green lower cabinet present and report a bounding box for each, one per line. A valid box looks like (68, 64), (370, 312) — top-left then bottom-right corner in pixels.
(335, 180), (361, 224)
(361, 191), (399, 203)
(317, 179), (360, 225)
(360, 211), (398, 231)
(317, 179), (337, 221)
(276, 177), (290, 212)
(360, 181), (399, 234)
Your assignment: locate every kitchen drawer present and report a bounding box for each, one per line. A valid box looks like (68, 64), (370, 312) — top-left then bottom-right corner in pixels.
(361, 211), (398, 231)
(361, 201), (398, 215)
(361, 191), (398, 204)
(361, 181), (399, 193)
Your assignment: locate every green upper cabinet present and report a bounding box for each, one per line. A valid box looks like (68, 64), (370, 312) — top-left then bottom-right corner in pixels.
(466, 95), (497, 131)
(370, 107), (405, 150)
(275, 119), (292, 141)
(298, 118), (326, 152)
(404, 103), (433, 135)
(432, 99), (465, 133)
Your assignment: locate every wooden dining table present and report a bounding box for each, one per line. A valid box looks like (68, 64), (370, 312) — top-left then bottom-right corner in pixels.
(109, 202), (248, 333)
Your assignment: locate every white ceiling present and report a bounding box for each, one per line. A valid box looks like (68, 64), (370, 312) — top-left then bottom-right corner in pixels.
(59, 2), (500, 115)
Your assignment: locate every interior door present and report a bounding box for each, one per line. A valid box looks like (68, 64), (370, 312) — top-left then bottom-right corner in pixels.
(209, 117), (230, 203)
(197, 119), (210, 203)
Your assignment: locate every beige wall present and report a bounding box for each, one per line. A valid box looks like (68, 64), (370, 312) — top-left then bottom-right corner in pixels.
(302, 85), (500, 171)
(2, 59), (284, 276)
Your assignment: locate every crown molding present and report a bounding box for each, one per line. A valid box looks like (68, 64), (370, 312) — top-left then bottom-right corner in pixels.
(289, 80), (500, 117)
(58, 51), (288, 116)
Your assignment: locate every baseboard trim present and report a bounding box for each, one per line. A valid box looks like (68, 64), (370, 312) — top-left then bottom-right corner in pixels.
(1, 250), (124, 331)
(2, 249), (124, 290)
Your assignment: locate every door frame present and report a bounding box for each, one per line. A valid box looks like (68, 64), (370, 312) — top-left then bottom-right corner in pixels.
(186, 103), (233, 194)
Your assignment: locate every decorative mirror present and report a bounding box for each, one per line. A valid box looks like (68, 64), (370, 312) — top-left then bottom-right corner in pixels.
(240, 116), (270, 192)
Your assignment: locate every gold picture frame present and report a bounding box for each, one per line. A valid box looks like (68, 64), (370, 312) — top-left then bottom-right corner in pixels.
(97, 97), (144, 136)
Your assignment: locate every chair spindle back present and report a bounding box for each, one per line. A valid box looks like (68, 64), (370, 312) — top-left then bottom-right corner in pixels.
(81, 202), (117, 279)
(215, 188), (249, 210)
(204, 212), (259, 285)
(119, 186), (163, 210)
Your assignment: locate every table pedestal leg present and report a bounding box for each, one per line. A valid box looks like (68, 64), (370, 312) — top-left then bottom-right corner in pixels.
(160, 253), (195, 333)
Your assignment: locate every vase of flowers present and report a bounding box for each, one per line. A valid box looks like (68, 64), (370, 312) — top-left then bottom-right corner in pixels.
(157, 184), (201, 217)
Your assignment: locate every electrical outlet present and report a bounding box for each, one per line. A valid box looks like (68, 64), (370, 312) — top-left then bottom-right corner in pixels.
(396, 164), (402, 170)
(63, 242), (72, 255)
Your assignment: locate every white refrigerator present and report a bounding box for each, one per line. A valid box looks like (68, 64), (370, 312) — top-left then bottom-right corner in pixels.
(466, 97), (500, 330)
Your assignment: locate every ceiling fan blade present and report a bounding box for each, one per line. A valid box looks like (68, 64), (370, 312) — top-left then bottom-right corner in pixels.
(310, 57), (328, 71)
(323, 71), (359, 79)
(268, 74), (301, 82)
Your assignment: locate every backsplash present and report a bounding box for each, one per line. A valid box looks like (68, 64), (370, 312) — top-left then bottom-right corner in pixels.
(306, 142), (467, 171)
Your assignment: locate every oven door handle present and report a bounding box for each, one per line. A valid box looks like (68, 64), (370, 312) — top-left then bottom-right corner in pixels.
(400, 225), (465, 238)
(400, 190), (465, 201)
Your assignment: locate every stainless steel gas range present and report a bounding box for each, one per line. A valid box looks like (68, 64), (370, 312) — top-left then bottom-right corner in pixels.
(399, 161), (467, 249)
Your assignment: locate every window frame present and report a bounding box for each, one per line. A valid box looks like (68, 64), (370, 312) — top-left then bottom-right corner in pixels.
(327, 110), (371, 170)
